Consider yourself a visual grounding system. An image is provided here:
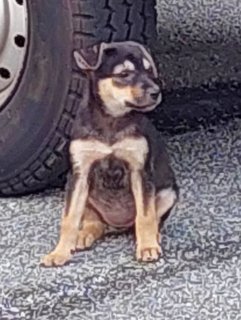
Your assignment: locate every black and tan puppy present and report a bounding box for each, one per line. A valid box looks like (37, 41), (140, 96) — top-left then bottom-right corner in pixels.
(41, 41), (178, 267)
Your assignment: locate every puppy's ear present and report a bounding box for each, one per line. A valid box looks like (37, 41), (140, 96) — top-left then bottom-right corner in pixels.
(137, 43), (158, 78)
(73, 42), (108, 71)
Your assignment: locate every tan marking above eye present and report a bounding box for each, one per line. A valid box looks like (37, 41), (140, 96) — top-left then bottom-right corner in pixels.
(123, 60), (135, 71)
(113, 60), (135, 74)
(143, 58), (151, 70)
(113, 64), (125, 74)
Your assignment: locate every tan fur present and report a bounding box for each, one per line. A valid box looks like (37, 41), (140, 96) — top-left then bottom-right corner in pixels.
(98, 78), (134, 117)
(114, 137), (148, 169)
(143, 58), (151, 70)
(113, 64), (125, 74)
(135, 188), (177, 261)
(41, 140), (111, 267)
(131, 172), (161, 262)
(41, 212), (79, 266)
(71, 137), (148, 161)
(76, 206), (105, 250)
(131, 86), (143, 99)
(123, 60), (135, 71)
(41, 137), (149, 266)
(111, 137), (160, 262)
(41, 42), (173, 267)
(41, 136), (175, 266)
(113, 60), (135, 74)
(70, 139), (112, 156)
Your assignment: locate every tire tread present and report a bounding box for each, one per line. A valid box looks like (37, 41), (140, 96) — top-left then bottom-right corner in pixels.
(0, 0), (156, 195)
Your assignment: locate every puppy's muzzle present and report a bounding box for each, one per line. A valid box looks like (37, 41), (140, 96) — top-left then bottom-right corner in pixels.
(149, 84), (161, 101)
(141, 75), (162, 103)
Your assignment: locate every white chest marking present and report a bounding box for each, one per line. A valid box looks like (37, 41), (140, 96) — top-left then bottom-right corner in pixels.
(70, 137), (149, 171)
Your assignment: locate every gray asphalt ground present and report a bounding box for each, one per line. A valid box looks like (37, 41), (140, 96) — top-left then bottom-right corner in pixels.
(1, 118), (241, 319)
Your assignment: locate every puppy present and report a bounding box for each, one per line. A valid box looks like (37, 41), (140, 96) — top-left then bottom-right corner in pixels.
(41, 41), (178, 267)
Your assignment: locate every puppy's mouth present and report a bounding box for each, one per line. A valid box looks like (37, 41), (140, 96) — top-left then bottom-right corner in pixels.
(125, 93), (162, 111)
(126, 101), (155, 110)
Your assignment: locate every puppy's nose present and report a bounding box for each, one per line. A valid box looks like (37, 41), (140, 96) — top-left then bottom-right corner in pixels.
(150, 92), (160, 100)
(149, 86), (161, 100)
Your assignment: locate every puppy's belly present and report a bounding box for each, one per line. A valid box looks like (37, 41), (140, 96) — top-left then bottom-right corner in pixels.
(89, 190), (136, 228)
(88, 156), (136, 227)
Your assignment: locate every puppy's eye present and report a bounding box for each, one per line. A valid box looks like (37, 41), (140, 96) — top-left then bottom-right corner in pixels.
(115, 70), (134, 79)
(118, 71), (130, 78)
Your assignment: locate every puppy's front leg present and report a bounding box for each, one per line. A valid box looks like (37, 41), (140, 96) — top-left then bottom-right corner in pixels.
(41, 139), (111, 267)
(114, 137), (160, 262)
(131, 172), (161, 262)
(41, 166), (90, 267)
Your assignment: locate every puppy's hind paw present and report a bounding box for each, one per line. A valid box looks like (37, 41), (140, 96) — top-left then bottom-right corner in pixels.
(76, 231), (96, 250)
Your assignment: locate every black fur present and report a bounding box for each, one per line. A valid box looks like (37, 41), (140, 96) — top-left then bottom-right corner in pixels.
(72, 42), (178, 225)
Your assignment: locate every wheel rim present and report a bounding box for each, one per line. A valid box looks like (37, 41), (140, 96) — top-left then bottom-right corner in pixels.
(0, 0), (28, 108)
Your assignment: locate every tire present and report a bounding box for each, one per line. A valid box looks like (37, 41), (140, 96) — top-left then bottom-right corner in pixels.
(0, 0), (157, 196)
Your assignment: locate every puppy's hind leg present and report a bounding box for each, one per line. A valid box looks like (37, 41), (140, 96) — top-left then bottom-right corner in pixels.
(156, 187), (178, 222)
(76, 205), (105, 250)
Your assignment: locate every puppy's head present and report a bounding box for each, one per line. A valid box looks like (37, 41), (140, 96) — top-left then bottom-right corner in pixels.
(74, 41), (162, 117)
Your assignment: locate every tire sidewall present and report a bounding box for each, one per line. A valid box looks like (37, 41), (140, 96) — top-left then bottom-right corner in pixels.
(0, 0), (72, 179)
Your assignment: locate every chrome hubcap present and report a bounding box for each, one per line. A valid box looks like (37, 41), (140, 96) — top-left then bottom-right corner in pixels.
(0, 0), (28, 107)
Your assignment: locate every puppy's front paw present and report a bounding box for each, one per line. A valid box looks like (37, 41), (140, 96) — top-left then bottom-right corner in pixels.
(136, 243), (162, 262)
(41, 250), (72, 267)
